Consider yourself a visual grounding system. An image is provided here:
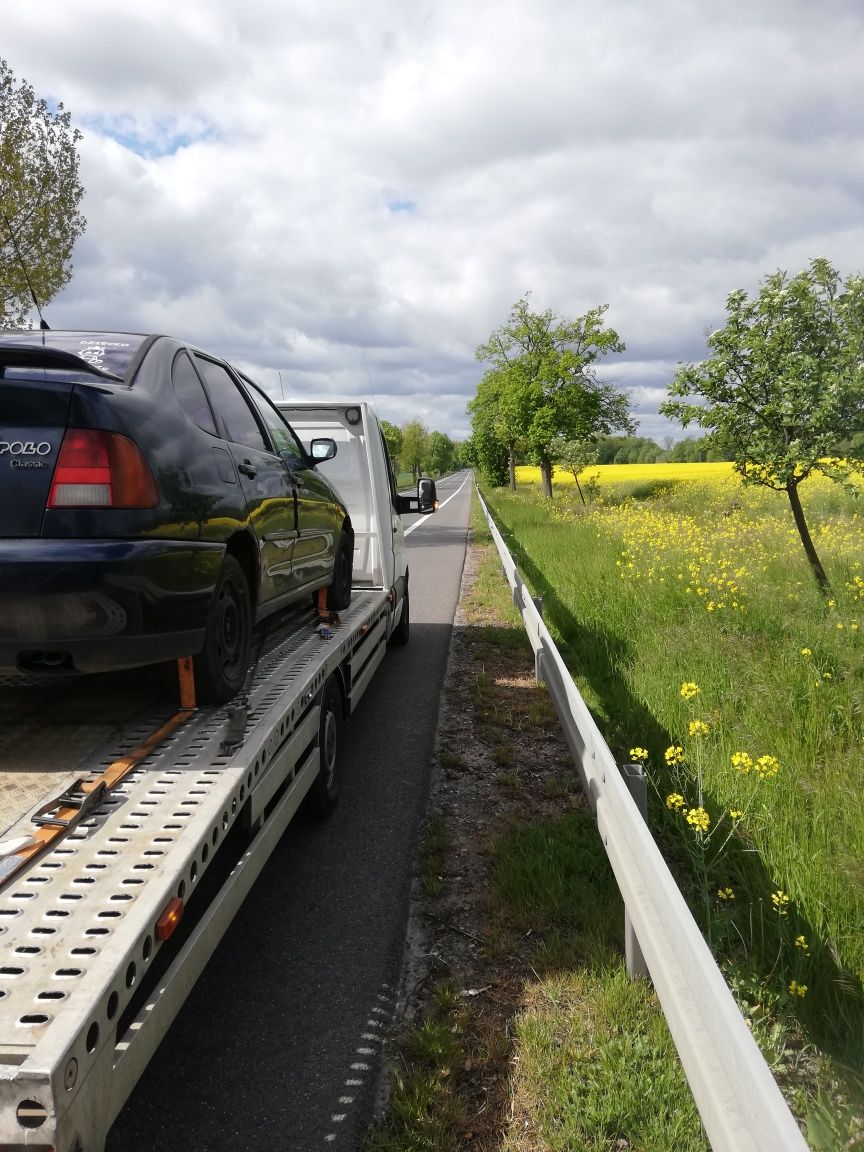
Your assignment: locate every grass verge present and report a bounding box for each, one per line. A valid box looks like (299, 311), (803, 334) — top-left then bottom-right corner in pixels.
(366, 491), (712, 1152)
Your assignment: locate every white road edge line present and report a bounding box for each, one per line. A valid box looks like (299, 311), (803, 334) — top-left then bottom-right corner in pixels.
(403, 471), (471, 536)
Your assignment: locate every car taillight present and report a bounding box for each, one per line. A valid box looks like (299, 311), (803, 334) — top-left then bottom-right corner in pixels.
(48, 430), (159, 508)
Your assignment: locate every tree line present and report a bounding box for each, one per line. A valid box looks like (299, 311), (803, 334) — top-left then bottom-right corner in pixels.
(379, 419), (465, 482)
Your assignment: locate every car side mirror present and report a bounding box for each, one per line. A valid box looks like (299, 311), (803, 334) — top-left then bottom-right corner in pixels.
(310, 438), (337, 463)
(418, 476), (438, 513)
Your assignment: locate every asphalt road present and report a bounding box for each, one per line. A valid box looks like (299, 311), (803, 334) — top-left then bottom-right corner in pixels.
(106, 470), (473, 1152)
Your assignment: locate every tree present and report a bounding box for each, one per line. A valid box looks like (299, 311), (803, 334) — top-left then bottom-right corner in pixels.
(380, 419), (403, 465)
(427, 430), (455, 476)
(400, 420), (429, 482)
(555, 439), (598, 504)
(661, 258), (864, 595)
(467, 367), (528, 491)
(475, 295), (633, 498)
(1, 59), (86, 327)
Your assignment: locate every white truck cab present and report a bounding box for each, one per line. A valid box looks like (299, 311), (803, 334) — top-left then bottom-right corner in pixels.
(279, 401), (437, 647)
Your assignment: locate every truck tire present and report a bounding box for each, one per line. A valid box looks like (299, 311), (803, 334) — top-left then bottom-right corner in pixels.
(325, 529), (353, 612)
(389, 583), (409, 647)
(193, 554), (252, 704)
(303, 675), (343, 817)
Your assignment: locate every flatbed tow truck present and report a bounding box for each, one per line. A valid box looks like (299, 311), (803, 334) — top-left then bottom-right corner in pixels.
(0, 403), (433, 1152)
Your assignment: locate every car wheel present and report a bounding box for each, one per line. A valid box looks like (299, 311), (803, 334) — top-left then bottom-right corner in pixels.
(325, 528), (353, 612)
(194, 554), (252, 703)
(389, 583), (409, 646)
(302, 675), (343, 817)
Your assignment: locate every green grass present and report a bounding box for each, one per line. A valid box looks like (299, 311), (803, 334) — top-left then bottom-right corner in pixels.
(481, 478), (864, 1137)
(368, 490), (714, 1152)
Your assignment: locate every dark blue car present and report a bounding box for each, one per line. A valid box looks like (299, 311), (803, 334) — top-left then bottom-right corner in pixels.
(0, 331), (353, 701)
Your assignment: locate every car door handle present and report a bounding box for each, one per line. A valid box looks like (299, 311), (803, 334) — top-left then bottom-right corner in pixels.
(238, 461), (258, 478)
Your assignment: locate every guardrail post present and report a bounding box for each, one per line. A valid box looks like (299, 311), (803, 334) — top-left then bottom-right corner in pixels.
(531, 599), (544, 683)
(621, 762), (649, 979)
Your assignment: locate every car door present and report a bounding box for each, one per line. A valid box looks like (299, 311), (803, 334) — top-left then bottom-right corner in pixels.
(192, 355), (296, 606)
(243, 385), (342, 593)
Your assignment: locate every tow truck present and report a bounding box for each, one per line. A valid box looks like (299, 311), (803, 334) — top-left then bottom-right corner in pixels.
(0, 402), (434, 1152)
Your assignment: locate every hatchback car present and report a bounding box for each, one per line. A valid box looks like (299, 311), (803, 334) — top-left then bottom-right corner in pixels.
(0, 330), (353, 702)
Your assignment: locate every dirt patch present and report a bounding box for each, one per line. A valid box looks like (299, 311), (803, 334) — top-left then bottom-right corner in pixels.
(382, 532), (588, 1148)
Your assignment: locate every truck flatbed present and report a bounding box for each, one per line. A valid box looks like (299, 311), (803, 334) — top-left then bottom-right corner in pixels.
(0, 588), (389, 1151)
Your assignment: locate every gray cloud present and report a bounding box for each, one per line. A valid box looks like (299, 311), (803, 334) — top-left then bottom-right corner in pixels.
(5, 0), (864, 443)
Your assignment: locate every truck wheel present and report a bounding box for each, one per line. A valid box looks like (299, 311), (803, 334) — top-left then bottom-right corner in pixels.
(325, 529), (353, 612)
(389, 583), (409, 647)
(303, 675), (343, 817)
(194, 555), (252, 704)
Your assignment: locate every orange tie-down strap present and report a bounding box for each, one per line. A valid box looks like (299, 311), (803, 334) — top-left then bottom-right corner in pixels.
(0, 658), (197, 888)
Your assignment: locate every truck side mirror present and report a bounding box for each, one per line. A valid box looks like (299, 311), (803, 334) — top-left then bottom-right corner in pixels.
(310, 438), (337, 462)
(418, 476), (438, 512)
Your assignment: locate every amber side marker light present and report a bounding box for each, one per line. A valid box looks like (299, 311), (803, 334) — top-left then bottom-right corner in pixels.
(155, 897), (184, 941)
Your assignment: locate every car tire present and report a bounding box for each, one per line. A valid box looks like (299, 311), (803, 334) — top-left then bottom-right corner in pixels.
(325, 528), (353, 612)
(302, 675), (343, 818)
(193, 554), (252, 704)
(389, 583), (409, 646)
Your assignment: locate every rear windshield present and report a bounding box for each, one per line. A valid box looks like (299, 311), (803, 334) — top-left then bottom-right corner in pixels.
(0, 332), (148, 382)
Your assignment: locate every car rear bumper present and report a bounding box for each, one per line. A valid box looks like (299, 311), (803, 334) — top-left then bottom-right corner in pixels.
(0, 539), (225, 674)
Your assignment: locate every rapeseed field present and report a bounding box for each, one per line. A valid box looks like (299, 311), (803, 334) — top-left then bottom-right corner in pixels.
(485, 464), (864, 1135)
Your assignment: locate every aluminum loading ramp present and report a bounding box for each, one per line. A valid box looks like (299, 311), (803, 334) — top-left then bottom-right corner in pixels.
(0, 589), (389, 1152)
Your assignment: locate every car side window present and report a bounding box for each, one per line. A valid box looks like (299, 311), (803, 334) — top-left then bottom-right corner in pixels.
(244, 383), (309, 471)
(172, 352), (218, 436)
(194, 355), (268, 452)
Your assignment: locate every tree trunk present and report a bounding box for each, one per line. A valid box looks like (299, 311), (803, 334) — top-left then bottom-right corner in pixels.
(786, 482), (832, 596)
(540, 458), (553, 500)
(575, 477), (586, 505)
(508, 442), (516, 492)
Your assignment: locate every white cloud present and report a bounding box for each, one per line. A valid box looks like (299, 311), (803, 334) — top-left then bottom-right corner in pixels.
(5, 0), (864, 440)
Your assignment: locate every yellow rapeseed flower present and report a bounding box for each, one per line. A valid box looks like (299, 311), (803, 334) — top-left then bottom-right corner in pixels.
(665, 745), (686, 766)
(731, 752), (753, 773)
(629, 747), (649, 762)
(686, 807), (711, 833)
(800, 647), (812, 657)
(688, 718), (710, 737)
(771, 890), (790, 915)
(717, 887), (735, 901)
(788, 980), (808, 998)
(666, 793), (685, 812)
(729, 809), (743, 819)
(680, 681), (700, 700)
(794, 935), (810, 954)
(755, 754), (780, 778)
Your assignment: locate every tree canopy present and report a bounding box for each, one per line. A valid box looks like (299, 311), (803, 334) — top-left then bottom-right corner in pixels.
(1, 58), (86, 327)
(472, 295), (633, 496)
(661, 257), (864, 593)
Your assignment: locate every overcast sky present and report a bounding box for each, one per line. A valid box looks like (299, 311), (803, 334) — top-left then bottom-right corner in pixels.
(5, 1), (864, 442)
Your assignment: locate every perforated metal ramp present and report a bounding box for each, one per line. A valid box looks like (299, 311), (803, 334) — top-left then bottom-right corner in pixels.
(0, 589), (389, 1152)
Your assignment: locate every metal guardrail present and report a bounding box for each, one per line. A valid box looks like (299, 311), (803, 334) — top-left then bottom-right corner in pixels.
(477, 488), (808, 1152)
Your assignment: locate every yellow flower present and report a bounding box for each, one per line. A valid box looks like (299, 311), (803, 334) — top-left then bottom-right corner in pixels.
(755, 754), (780, 778)
(731, 751), (753, 773)
(717, 887), (735, 901)
(771, 890), (790, 915)
(800, 647), (812, 657)
(666, 792), (685, 812)
(788, 980), (808, 998)
(629, 747), (649, 762)
(686, 807), (711, 833)
(680, 681), (700, 700)
(729, 809), (743, 819)
(688, 719), (710, 737)
(665, 745), (686, 766)
(794, 935), (810, 954)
